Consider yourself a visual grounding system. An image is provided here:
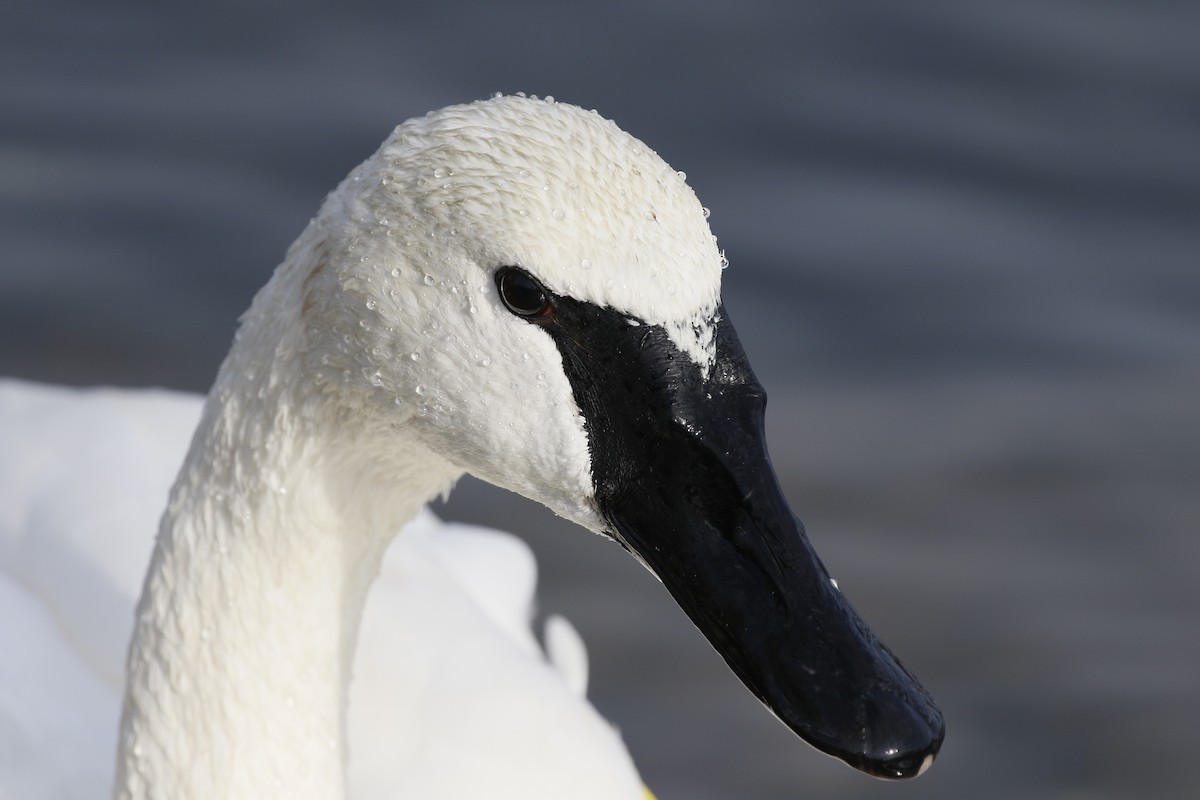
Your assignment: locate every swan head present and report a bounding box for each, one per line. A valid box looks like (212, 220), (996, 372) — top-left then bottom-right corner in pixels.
(287, 95), (943, 779)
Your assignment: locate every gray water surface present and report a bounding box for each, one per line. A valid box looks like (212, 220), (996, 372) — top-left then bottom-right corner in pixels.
(3, 2), (1198, 798)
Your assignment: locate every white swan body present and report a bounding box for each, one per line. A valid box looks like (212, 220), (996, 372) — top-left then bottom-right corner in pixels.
(0, 380), (644, 799)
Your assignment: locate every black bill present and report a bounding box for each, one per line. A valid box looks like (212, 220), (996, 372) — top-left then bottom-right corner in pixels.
(524, 275), (944, 779)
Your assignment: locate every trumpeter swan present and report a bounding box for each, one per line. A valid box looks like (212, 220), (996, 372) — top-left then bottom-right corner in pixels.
(3, 95), (942, 800)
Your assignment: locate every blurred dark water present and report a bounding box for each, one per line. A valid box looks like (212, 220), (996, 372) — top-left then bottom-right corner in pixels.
(3, 1), (1199, 798)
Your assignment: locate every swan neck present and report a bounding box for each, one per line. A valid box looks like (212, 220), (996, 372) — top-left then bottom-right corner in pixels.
(115, 278), (461, 799)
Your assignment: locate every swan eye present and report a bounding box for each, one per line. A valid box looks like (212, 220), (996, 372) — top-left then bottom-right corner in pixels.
(496, 267), (552, 318)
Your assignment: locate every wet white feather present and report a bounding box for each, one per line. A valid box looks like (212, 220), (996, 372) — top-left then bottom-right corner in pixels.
(0, 380), (643, 799)
(3, 95), (724, 799)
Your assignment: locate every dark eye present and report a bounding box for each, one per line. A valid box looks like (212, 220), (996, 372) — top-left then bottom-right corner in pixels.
(495, 267), (552, 318)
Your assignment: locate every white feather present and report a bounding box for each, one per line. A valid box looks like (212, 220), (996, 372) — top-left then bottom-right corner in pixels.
(0, 380), (643, 799)
(2, 95), (722, 799)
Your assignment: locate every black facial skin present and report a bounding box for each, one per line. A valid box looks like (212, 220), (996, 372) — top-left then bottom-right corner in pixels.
(495, 267), (944, 779)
